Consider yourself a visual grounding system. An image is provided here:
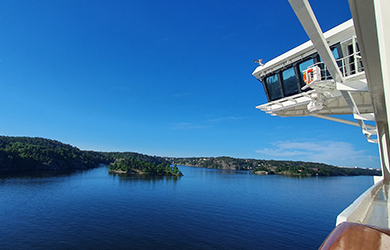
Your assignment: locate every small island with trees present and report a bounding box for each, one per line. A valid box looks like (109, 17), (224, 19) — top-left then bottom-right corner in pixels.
(109, 157), (183, 176)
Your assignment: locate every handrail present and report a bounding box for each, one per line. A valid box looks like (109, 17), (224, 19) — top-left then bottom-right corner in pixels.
(305, 51), (364, 81)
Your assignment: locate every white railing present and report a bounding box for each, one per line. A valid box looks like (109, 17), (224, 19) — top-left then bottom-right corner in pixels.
(306, 51), (364, 81)
(337, 178), (389, 228)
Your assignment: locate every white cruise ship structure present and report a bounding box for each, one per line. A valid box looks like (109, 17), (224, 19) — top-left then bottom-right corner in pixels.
(253, 0), (390, 248)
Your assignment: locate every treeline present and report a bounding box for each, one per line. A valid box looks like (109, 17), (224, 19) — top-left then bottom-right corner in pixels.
(0, 136), (168, 174)
(171, 156), (254, 171)
(0, 136), (101, 174)
(101, 152), (169, 167)
(0, 136), (381, 177)
(109, 157), (182, 176)
(170, 156), (381, 177)
(252, 160), (381, 176)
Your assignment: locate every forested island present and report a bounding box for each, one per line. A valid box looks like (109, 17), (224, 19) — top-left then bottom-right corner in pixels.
(0, 136), (171, 175)
(0, 136), (380, 177)
(109, 158), (183, 176)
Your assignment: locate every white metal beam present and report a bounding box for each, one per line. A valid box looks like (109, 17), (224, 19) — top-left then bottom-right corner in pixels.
(349, 0), (390, 180)
(311, 114), (376, 130)
(288, 0), (344, 83)
(354, 113), (375, 121)
(336, 80), (369, 92)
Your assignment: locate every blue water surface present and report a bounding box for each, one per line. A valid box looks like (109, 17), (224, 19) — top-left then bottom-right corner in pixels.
(0, 165), (373, 249)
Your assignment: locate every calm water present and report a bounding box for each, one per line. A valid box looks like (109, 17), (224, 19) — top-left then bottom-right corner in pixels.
(0, 165), (373, 250)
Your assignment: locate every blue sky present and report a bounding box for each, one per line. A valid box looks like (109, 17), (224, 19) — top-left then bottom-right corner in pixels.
(0, 0), (381, 168)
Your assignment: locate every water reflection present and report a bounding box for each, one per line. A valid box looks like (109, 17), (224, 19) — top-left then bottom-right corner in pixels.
(0, 164), (108, 181)
(108, 171), (181, 183)
(0, 169), (81, 180)
(0, 166), (106, 188)
(0, 164), (375, 250)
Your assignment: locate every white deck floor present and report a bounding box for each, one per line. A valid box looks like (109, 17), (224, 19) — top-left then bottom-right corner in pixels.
(363, 181), (390, 228)
(337, 179), (390, 229)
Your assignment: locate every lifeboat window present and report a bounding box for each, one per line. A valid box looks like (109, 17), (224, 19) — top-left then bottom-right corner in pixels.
(332, 47), (341, 60)
(318, 46), (341, 79)
(265, 74), (282, 101)
(282, 67), (299, 96)
(298, 58), (315, 88)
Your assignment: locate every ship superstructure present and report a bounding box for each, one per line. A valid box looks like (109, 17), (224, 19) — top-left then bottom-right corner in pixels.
(253, 18), (376, 142)
(253, 0), (390, 248)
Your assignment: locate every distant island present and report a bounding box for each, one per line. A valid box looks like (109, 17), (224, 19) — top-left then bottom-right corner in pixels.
(0, 136), (380, 177)
(170, 156), (381, 177)
(109, 157), (183, 176)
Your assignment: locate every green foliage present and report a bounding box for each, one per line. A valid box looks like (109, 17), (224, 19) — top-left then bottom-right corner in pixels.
(109, 158), (183, 176)
(0, 136), (171, 175)
(0, 136), (102, 174)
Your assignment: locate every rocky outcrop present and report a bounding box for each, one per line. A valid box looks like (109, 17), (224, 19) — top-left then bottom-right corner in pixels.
(254, 171), (269, 175)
